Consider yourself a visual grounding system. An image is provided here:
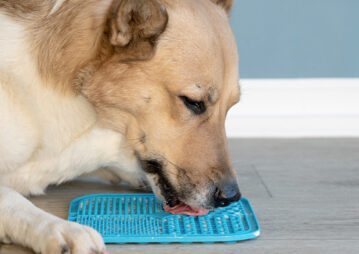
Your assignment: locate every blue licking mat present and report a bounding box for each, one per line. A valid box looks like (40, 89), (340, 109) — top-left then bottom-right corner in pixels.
(68, 193), (260, 244)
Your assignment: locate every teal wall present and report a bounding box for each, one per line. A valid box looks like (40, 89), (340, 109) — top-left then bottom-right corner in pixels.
(230, 0), (359, 78)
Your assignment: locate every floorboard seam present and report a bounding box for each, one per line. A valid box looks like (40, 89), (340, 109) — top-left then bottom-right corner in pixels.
(251, 165), (273, 198)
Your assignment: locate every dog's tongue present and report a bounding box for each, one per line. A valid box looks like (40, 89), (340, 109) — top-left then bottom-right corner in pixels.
(164, 202), (209, 216)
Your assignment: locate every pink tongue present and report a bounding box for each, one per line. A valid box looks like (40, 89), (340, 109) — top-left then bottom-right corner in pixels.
(164, 202), (209, 216)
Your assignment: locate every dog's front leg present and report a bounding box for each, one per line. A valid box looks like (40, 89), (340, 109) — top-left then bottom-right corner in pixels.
(0, 185), (106, 254)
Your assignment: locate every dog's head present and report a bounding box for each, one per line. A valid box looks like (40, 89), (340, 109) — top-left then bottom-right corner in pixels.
(84, 0), (240, 211)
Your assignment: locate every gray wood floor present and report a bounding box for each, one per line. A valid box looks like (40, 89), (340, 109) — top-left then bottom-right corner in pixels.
(1, 138), (359, 254)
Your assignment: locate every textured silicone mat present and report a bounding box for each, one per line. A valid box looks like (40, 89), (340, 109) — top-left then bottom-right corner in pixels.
(68, 193), (260, 244)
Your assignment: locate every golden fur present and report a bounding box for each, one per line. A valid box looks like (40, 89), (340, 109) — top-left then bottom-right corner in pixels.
(0, 0), (240, 253)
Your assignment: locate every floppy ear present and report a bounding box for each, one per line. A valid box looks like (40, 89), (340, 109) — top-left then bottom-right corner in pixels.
(211, 0), (234, 13)
(108, 0), (168, 61)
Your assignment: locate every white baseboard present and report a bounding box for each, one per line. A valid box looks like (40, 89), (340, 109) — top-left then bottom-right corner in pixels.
(225, 78), (359, 137)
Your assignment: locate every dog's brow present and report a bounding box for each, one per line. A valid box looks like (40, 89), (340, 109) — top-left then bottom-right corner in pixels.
(180, 84), (206, 100)
(208, 87), (218, 103)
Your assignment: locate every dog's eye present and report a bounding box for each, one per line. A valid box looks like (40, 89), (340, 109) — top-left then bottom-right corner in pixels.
(179, 96), (206, 115)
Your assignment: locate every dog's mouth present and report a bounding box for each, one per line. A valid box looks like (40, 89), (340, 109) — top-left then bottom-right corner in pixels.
(161, 191), (209, 216)
(163, 201), (209, 216)
(140, 159), (209, 216)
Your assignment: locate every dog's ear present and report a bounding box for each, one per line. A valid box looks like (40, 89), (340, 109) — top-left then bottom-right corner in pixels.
(107, 0), (168, 61)
(211, 0), (234, 13)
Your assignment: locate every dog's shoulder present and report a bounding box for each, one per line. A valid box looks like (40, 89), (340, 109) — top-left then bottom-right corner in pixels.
(0, 4), (98, 175)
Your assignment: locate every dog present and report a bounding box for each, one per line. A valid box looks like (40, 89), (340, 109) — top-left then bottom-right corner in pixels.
(0, 0), (240, 253)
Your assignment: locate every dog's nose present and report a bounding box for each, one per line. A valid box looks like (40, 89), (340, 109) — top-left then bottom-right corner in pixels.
(213, 180), (241, 208)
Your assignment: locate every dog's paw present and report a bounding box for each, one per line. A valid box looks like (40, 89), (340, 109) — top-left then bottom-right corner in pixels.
(40, 221), (106, 254)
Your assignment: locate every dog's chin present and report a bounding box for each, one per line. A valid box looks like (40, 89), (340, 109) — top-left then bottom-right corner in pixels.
(143, 173), (180, 207)
(140, 158), (210, 215)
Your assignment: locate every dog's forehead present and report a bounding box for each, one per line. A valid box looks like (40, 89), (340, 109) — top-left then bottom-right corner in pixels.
(152, 0), (238, 98)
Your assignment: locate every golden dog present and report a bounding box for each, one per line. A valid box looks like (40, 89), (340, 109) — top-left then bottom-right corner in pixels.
(0, 0), (240, 253)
